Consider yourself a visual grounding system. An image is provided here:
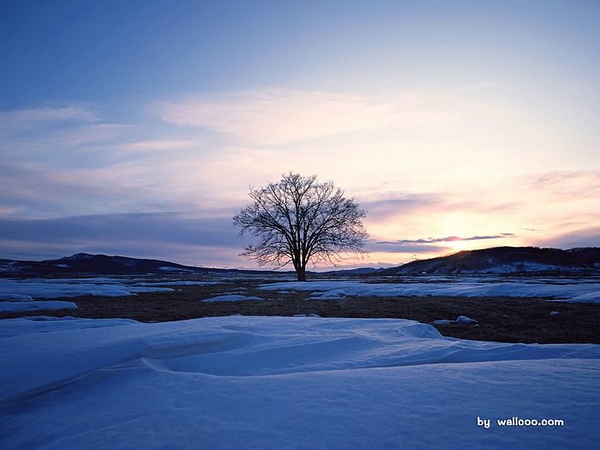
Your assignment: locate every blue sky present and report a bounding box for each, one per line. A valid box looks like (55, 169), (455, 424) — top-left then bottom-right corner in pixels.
(1, 0), (599, 268)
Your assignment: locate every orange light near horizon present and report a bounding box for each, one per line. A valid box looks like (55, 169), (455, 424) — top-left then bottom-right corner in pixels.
(445, 238), (475, 253)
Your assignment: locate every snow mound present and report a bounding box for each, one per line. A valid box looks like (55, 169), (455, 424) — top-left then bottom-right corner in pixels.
(0, 316), (598, 449)
(202, 294), (266, 303)
(456, 315), (479, 324)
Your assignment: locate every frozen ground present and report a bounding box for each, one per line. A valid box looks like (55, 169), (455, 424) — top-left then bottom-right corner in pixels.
(0, 315), (598, 449)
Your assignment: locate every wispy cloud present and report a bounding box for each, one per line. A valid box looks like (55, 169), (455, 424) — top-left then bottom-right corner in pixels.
(366, 241), (450, 255)
(59, 124), (129, 146)
(529, 170), (600, 199)
(0, 106), (97, 134)
(379, 234), (516, 245)
(362, 194), (444, 220)
(154, 89), (458, 145)
(118, 139), (199, 152)
(0, 105), (127, 154)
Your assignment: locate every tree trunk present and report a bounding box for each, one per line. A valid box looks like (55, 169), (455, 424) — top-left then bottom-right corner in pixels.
(296, 266), (307, 281)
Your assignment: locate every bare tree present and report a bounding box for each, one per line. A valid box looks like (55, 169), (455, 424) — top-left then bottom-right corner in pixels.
(233, 173), (368, 281)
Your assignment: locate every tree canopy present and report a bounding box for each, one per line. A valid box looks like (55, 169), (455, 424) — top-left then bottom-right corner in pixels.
(233, 173), (368, 281)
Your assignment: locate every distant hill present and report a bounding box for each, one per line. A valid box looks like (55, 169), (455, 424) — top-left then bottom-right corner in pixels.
(380, 247), (600, 275)
(0, 253), (211, 277)
(2, 247), (599, 278)
(0, 252), (369, 278)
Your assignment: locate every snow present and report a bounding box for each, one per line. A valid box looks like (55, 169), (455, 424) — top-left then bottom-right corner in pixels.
(260, 278), (600, 303)
(141, 280), (221, 286)
(1, 315), (598, 449)
(0, 300), (77, 313)
(202, 294), (266, 302)
(456, 315), (479, 325)
(158, 266), (193, 272)
(470, 262), (583, 274)
(432, 319), (455, 325)
(0, 278), (174, 299)
(0, 278), (177, 313)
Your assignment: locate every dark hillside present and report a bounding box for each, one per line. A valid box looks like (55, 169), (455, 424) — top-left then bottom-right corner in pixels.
(381, 247), (600, 275)
(0, 253), (208, 277)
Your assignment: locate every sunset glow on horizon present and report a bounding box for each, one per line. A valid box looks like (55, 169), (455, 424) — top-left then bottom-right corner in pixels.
(1, 1), (599, 269)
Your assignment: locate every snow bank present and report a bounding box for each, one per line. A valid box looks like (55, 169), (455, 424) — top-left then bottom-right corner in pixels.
(202, 294), (266, 302)
(260, 279), (600, 303)
(0, 315), (598, 449)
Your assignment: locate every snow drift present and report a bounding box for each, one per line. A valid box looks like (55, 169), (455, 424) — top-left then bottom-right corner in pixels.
(1, 315), (598, 449)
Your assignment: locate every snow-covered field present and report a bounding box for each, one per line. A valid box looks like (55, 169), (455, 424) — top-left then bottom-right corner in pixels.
(1, 315), (599, 449)
(1, 275), (599, 448)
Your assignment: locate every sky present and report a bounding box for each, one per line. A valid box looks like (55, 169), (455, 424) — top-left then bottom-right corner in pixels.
(1, 0), (599, 269)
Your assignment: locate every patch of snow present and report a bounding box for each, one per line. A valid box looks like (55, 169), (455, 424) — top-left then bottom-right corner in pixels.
(140, 281), (221, 286)
(0, 315), (598, 449)
(0, 301), (77, 313)
(158, 266), (193, 272)
(473, 262), (578, 274)
(260, 278), (600, 303)
(63, 253), (95, 260)
(456, 315), (479, 325)
(432, 319), (454, 325)
(0, 294), (33, 302)
(0, 278), (174, 299)
(202, 294), (266, 302)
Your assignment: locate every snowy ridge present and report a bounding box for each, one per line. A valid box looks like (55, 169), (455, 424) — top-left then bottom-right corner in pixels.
(0, 315), (598, 449)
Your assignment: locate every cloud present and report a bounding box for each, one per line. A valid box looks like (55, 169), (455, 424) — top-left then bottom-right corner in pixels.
(362, 194), (443, 220)
(154, 89), (457, 145)
(59, 124), (130, 146)
(0, 105), (128, 157)
(537, 227), (600, 249)
(366, 241), (450, 255)
(0, 106), (97, 134)
(529, 170), (600, 199)
(118, 139), (199, 152)
(379, 233), (515, 245)
(0, 212), (243, 266)
(0, 160), (188, 218)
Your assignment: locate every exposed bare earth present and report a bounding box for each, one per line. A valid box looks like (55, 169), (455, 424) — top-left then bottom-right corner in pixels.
(2, 278), (599, 344)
